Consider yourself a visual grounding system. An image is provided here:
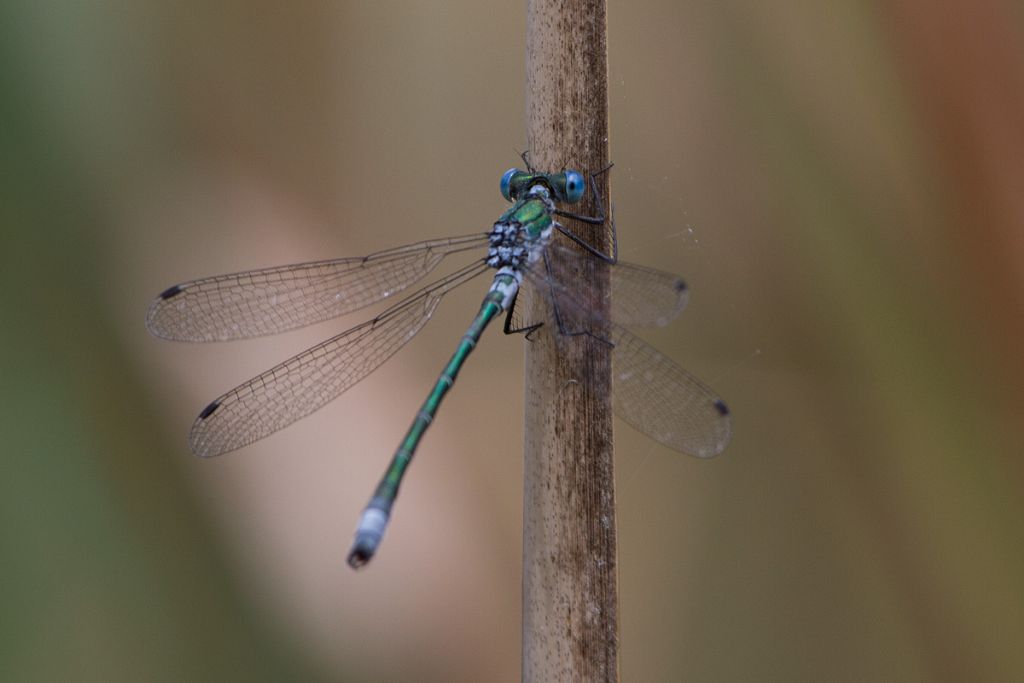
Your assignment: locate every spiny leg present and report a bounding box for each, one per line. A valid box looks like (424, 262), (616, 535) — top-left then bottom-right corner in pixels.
(502, 289), (544, 340)
(520, 150), (537, 173)
(540, 250), (614, 348)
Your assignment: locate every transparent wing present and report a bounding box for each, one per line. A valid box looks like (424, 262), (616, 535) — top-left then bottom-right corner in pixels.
(611, 326), (731, 458)
(147, 233), (489, 341)
(525, 243), (689, 328)
(610, 261), (688, 328)
(188, 261), (488, 457)
(523, 247), (729, 457)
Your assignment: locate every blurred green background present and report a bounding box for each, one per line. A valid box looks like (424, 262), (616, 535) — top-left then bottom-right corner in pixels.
(3, 1), (1022, 681)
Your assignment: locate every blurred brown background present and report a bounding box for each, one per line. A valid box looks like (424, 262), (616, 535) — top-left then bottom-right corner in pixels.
(2, 2), (1022, 681)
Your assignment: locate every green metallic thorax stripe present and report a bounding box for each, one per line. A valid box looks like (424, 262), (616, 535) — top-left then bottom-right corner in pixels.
(498, 198), (553, 240)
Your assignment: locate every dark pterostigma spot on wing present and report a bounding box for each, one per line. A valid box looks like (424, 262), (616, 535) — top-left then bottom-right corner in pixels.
(158, 284), (183, 299)
(198, 400), (221, 420)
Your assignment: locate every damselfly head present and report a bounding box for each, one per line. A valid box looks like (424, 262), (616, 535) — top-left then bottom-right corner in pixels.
(500, 168), (586, 204)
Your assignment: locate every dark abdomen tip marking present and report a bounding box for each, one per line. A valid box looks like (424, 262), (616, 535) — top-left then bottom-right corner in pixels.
(198, 400), (221, 420)
(714, 399), (730, 416)
(158, 284), (183, 300)
(347, 548), (371, 569)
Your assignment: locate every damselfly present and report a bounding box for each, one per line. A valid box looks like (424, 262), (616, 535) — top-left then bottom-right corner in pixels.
(147, 163), (732, 569)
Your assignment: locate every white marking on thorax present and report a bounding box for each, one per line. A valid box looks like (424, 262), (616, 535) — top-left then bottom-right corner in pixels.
(489, 267), (523, 310)
(486, 187), (557, 270)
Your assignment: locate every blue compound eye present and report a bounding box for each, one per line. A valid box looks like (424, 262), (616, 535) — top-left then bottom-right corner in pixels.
(500, 168), (519, 202)
(563, 170), (585, 204)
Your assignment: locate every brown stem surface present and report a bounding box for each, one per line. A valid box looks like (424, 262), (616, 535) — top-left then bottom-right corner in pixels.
(522, 1), (617, 681)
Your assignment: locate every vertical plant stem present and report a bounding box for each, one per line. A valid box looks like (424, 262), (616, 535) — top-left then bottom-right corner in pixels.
(522, 1), (617, 681)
